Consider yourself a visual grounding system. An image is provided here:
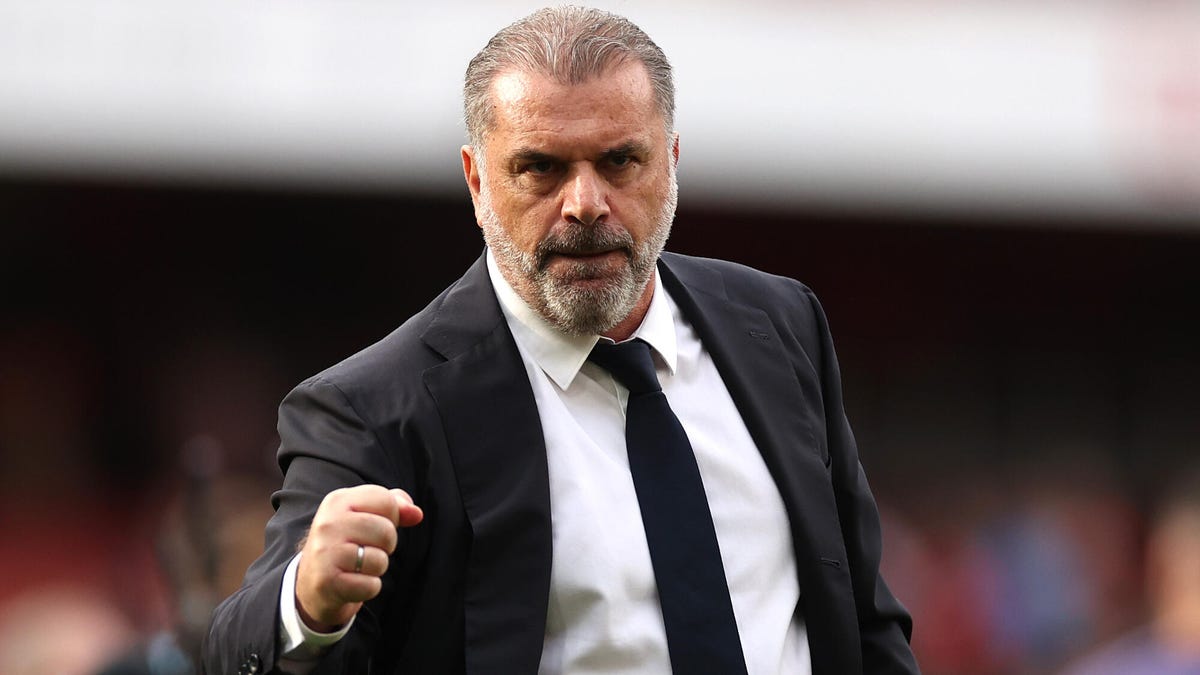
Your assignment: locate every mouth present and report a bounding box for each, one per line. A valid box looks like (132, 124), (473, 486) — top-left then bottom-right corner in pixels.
(548, 248), (623, 262)
(535, 222), (636, 278)
(541, 248), (629, 279)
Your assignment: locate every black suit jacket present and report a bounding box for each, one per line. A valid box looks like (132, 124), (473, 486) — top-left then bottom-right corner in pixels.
(203, 252), (917, 675)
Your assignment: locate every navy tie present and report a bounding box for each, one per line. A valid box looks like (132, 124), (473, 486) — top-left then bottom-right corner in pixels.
(588, 339), (748, 674)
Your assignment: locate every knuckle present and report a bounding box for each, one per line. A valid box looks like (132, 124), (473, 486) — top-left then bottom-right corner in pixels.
(363, 576), (383, 599)
(353, 484), (385, 505)
(306, 539), (340, 567)
(381, 528), (399, 554)
(311, 519), (337, 539)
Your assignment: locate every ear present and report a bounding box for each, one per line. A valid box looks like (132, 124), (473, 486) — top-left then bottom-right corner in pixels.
(461, 145), (484, 227)
(670, 132), (680, 167)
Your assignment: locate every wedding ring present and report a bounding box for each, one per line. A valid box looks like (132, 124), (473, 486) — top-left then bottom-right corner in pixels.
(354, 544), (365, 574)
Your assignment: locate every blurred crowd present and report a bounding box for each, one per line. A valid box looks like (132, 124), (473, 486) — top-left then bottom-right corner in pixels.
(880, 458), (1200, 674)
(0, 323), (281, 675)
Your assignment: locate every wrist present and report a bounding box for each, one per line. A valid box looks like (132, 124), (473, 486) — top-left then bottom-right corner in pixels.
(296, 599), (342, 633)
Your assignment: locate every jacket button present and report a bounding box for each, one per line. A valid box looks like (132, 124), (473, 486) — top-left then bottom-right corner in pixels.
(239, 652), (262, 674)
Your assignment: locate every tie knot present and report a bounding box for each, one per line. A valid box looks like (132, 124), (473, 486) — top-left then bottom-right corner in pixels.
(588, 339), (662, 395)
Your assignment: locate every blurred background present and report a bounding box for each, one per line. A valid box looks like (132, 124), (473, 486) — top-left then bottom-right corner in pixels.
(1, 1), (1198, 673)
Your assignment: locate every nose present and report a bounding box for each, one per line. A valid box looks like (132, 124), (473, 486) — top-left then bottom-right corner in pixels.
(560, 164), (610, 227)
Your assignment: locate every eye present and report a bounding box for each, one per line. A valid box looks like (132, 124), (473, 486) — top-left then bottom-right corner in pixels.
(608, 154), (633, 168)
(526, 159), (555, 175)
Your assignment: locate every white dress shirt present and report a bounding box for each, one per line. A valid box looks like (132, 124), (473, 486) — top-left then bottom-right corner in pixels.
(279, 251), (811, 674)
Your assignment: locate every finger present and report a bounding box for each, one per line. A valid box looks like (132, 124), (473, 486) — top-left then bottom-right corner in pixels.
(308, 509), (399, 556)
(330, 571), (383, 605)
(342, 543), (390, 577)
(391, 489), (425, 528)
(342, 485), (402, 523)
(390, 488), (415, 507)
(338, 511), (400, 554)
(397, 503), (424, 528)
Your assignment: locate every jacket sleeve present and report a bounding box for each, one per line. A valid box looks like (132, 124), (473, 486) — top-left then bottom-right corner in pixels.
(805, 287), (920, 675)
(201, 376), (399, 674)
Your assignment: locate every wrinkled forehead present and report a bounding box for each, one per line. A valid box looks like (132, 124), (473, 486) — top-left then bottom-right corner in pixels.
(485, 61), (664, 139)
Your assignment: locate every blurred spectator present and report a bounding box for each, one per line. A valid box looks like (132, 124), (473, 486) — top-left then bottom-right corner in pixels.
(1059, 468), (1200, 675)
(979, 452), (1141, 672)
(0, 325), (173, 671)
(0, 585), (136, 675)
(94, 438), (276, 674)
(0, 323), (279, 674)
(879, 461), (1006, 675)
(881, 451), (1143, 674)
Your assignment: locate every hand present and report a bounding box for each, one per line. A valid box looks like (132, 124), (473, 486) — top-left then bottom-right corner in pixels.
(295, 485), (424, 631)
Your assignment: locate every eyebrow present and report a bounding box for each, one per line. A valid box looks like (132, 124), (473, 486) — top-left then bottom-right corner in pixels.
(599, 141), (651, 159)
(507, 148), (558, 165)
(505, 140), (654, 166)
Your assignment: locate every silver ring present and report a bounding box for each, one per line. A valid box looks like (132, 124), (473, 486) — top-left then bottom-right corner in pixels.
(354, 545), (365, 574)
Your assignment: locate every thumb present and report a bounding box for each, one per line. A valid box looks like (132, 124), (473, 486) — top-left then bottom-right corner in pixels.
(390, 488), (424, 527)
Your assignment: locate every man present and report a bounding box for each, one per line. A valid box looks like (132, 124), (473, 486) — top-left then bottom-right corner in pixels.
(203, 7), (916, 674)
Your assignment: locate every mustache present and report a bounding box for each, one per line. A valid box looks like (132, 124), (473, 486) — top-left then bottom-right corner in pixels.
(534, 223), (634, 268)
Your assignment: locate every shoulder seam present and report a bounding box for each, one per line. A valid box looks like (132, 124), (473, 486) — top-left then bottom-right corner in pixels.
(306, 375), (402, 481)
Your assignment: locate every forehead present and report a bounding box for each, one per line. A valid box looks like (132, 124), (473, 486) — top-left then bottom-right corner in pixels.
(486, 61), (664, 155)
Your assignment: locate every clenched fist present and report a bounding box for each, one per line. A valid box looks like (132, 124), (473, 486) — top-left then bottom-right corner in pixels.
(295, 485), (424, 631)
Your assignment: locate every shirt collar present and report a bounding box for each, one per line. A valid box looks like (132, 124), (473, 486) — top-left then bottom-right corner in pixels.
(486, 248), (678, 390)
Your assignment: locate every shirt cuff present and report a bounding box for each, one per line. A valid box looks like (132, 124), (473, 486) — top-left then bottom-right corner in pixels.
(278, 552), (355, 659)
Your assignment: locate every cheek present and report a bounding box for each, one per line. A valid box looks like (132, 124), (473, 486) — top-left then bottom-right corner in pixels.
(619, 173), (670, 231)
(491, 191), (556, 250)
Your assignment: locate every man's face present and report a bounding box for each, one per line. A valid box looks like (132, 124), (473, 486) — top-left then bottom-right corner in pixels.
(462, 60), (679, 337)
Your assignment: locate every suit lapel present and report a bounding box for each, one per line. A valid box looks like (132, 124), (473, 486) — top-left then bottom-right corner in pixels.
(658, 255), (846, 608)
(421, 255), (552, 675)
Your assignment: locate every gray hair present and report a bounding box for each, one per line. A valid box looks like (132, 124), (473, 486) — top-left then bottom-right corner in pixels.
(463, 6), (675, 148)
